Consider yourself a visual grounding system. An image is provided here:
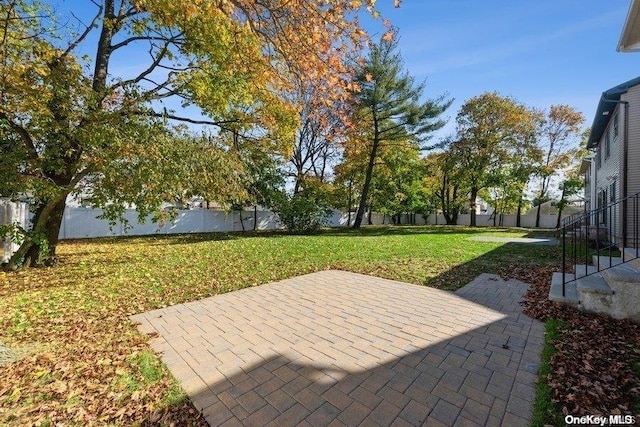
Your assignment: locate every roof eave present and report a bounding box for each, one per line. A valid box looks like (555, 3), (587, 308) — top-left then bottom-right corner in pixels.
(586, 76), (640, 149)
(578, 158), (591, 174)
(618, 0), (640, 52)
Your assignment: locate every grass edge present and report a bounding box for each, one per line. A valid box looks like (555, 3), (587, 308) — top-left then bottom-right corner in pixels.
(531, 317), (565, 427)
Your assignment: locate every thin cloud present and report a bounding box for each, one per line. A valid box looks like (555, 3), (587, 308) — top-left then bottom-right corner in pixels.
(410, 9), (624, 76)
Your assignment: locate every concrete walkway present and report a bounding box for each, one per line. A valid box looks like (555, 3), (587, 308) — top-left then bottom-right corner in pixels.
(131, 271), (543, 426)
(469, 236), (558, 245)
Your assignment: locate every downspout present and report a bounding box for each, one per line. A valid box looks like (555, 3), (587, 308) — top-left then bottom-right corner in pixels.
(602, 98), (630, 246)
(622, 100), (629, 248)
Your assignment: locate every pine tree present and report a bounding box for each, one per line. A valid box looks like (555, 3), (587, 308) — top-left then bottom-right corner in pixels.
(350, 34), (451, 229)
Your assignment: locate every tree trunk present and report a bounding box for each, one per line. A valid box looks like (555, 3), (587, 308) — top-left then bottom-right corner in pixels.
(535, 202), (542, 228)
(238, 210), (245, 231)
(516, 196), (523, 227)
(442, 211), (452, 225)
(353, 133), (380, 228)
(293, 173), (302, 195)
(253, 206), (257, 231)
(8, 197), (67, 269)
(556, 207), (564, 229)
(556, 188), (567, 229)
(347, 180), (352, 226)
(469, 187), (478, 227)
(93, 0), (115, 92)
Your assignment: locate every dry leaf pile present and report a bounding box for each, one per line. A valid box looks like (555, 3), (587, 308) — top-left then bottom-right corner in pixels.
(506, 264), (640, 418)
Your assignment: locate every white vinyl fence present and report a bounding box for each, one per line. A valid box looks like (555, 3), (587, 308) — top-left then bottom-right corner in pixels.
(44, 209), (573, 240)
(1, 199), (573, 262)
(0, 199), (30, 263)
(424, 213), (564, 229)
(57, 208), (359, 239)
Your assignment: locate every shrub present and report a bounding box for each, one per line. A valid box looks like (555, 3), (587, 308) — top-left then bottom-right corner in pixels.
(273, 192), (331, 233)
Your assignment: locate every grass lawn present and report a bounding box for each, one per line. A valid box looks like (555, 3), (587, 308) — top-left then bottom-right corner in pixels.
(0, 226), (560, 425)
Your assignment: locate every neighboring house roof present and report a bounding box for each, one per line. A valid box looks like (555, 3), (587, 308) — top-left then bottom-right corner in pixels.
(587, 75), (640, 149)
(578, 155), (593, 175)
(619, 0), (640, 52)
(525, 200), (583, 216)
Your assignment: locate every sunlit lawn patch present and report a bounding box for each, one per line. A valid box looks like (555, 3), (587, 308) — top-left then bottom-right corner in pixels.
(0, 226), (559, 424)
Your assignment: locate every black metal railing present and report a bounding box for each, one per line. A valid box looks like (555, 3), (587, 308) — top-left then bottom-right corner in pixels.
(560, 191), (640, 297)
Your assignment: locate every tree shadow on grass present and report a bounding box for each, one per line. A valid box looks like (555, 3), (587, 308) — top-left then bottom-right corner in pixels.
(138, 225), (553, 246)
(57, 225), (559, 250)
(425, 242), (560, 291)
(326, 229), (561, 293)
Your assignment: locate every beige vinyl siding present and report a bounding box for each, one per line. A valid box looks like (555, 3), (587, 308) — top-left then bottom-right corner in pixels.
(621, 86), (640, 247)
(594, 101), (622, 244)
(623, 86), (640, 199)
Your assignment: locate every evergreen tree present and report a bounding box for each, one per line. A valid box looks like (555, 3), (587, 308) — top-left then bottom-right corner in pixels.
(350, 34), (451, 229)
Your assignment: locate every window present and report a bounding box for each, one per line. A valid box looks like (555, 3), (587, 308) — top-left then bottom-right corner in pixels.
(605, 131), (611, 159)
(613, 113), (619, 139)
(596, 146), (602, 169)
(610, 181), (617, 203)
(585, 164), (591, 185)
(598, 188), (608, 224)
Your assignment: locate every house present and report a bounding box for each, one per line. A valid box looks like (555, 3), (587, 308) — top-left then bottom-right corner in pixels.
(549, 0), (640, 320)
(578, 76), (640, 247)
(549, 1), (640, 321)
(618, 0), (640, 52)
(525, 200), (583, 217)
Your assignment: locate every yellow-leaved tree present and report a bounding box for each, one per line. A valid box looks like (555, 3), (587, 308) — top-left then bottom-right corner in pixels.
(0, 0), (392, 269)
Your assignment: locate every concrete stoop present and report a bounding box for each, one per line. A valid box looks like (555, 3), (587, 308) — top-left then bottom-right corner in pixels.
(550, 255), (640, 322)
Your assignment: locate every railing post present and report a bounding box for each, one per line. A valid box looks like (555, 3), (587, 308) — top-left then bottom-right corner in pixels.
(633, 193), (638, 258)
(562, 226), (566, 297)
(585, 212), (590, 269)
(609, 204), (613, 263)
(596, 213), (601, 271)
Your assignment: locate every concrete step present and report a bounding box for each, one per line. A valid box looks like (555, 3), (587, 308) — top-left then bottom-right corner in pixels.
(592, 255), (623, 268)
(576, 272), (616, 319)
(574, 264), (599, 278)
(550, 272), (579, 306)
(575, 273), (614, 295)
(623, 247), (640, 270)
(600, 262), (640, 284)
(624, 247), (640, 258)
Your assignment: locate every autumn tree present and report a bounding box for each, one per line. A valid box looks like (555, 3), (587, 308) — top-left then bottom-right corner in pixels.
(423, 149), (470, 225)
(444, 92), (537, 227)
(482, 122), (542, 226)
(217, 132), (285, 231)
(554, 129), (590, 227)
(332, 134), (368, 225)
(288, 78), (348, 194)
(364, 139), (427, 224)
(350, 34), (450, 229)
(532, 105), (585, 228)
(1, 0), (386, 269)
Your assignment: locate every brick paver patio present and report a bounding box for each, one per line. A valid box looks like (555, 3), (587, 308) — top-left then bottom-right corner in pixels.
(131, 271), (544, 426)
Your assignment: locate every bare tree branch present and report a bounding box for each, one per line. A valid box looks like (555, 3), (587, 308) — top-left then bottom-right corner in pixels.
(61, 5), (102, 59)
(130, 110), (238, 127)
(110, 35), (182, 52)
(111, 40), (171, 89)
(0, 112), (39, 162)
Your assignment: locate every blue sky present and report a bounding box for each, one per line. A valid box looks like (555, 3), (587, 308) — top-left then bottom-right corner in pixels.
(48, 0), (640, 142)
(363, 0), (640, 140)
